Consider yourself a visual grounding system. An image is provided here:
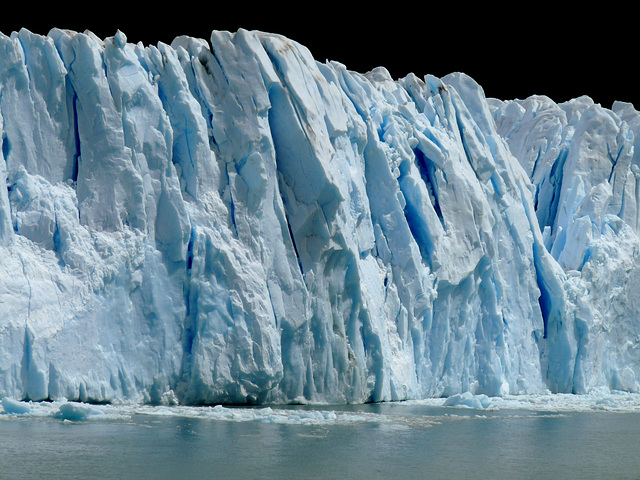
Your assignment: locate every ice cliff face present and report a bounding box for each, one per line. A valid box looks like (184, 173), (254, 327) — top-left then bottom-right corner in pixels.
(1, 27), (638, 405)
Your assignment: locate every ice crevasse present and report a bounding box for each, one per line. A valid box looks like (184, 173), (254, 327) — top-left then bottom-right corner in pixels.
(1, 27), (639, 405)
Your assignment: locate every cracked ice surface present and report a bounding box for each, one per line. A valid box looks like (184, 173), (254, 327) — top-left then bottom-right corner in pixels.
(0, 27), (639, 405)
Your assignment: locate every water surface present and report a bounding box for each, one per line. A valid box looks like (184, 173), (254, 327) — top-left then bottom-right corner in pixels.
(2, 397), (640, 479)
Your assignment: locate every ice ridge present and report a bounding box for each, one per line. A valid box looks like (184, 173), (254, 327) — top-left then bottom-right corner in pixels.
(1, 27), (639, 405)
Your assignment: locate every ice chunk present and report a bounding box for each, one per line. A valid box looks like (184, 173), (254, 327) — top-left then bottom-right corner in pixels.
(443, 392), (492, 409)
(1, 397), (32, 414)
(53, 402), (103, 421)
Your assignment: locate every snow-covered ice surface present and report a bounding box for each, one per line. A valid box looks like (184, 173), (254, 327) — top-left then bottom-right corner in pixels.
(1, 27), (640, 406)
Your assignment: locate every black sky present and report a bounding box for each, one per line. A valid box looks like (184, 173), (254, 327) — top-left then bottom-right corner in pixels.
(2, 6), (638, 108)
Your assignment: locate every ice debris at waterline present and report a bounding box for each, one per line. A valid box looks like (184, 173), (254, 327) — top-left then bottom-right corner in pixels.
(0, 397), (435, 425)
(0, 27), (639, 406)
(4, 393), (640, 424)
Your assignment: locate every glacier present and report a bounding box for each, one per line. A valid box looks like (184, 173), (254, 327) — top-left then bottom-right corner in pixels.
(1, 27), (639, 406)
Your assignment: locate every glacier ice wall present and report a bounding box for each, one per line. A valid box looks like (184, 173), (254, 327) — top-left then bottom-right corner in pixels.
(0, 27), (638, 405)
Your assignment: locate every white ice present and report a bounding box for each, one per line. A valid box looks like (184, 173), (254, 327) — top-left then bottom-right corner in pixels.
(0, 27), (639, 406)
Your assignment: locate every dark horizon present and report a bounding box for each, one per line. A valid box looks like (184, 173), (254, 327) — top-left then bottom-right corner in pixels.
(2, 8), (636, 109)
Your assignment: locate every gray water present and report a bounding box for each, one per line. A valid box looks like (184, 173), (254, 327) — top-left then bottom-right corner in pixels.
(1, 402), (640, 479)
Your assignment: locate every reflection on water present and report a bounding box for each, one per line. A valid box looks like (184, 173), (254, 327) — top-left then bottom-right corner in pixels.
(2, 401), (640, 479)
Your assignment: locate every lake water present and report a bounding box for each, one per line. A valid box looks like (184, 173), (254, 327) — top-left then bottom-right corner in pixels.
(2, 394), (640, 479)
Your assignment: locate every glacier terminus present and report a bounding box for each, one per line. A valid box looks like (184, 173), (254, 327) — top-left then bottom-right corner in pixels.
(1, 27), (640, 406)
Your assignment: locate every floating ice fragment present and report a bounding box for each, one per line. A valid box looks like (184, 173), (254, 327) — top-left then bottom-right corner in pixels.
(1, 397), (32, 414)
(54, 402), (103, 421)
(443, 392), (492, 409)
